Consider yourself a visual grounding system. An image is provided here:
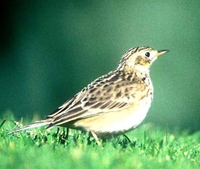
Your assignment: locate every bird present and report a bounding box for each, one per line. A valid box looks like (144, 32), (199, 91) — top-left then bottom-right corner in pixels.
(9, 46), (169, 144)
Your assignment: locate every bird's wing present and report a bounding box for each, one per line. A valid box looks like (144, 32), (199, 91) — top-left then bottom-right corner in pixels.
(46, 72), (138, 128)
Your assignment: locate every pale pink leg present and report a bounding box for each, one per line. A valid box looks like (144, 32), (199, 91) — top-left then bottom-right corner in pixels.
(91, 131), (101, 145)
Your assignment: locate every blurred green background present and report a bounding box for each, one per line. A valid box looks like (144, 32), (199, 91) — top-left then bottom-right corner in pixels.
(0, 0), (200, 132)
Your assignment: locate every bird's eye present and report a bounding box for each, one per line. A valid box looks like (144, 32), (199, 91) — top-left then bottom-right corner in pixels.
(145, 52), (150, 57)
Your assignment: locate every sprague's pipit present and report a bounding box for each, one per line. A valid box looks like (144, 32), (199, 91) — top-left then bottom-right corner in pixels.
(9, 46), (169, 143)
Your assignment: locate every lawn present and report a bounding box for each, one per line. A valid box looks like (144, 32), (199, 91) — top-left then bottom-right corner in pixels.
(0, 112), (199, 169)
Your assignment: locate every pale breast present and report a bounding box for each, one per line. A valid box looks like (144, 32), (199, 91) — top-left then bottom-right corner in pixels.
(73, 81), (153, 137)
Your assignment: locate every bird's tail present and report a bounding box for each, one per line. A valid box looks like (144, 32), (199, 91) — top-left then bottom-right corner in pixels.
(8, 119), (51, 134)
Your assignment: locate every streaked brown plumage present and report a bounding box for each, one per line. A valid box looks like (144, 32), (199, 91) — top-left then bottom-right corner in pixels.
(9, 46), (169, 142)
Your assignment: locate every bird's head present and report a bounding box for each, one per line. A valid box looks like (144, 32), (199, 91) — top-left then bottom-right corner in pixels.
(117, 46), (169, 73)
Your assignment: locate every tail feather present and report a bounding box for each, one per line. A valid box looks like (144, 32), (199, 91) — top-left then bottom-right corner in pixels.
(8, 119), (51, 134)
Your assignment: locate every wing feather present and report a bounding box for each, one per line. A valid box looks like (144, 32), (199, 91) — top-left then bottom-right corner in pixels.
(46, 71), (138, 128)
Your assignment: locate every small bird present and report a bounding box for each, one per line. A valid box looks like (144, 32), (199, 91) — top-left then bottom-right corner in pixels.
(9, 46), (169, 143)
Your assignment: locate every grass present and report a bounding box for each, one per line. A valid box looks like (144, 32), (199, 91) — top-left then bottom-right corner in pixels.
(0, 112), (200, 169)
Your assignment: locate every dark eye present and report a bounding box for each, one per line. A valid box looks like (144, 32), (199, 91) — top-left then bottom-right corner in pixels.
(145, 52), (150, 57)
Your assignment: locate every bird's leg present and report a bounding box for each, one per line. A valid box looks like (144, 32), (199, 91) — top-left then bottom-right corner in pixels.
(123, 133), (132, 143)
(90, 131), (101, 145)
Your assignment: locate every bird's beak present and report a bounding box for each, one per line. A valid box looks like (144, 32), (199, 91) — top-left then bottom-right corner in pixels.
(156, 49), (169, 57)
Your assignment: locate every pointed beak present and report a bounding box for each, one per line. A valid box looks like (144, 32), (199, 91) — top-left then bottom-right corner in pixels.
(156, 49), (169, 57)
